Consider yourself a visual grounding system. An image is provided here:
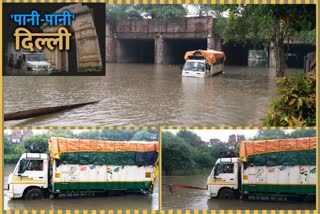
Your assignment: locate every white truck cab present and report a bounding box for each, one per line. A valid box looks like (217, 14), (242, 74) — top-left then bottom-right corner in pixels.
(6, 153), (49, 200)
(207, 157), (240, 199)
(182, 60), (212, 78)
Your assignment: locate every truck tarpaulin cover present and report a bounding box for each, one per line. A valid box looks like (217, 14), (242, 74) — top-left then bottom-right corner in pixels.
(49, 137), (159, 166)
(184, 49), (226, 64)
(239, 137), (316, 166)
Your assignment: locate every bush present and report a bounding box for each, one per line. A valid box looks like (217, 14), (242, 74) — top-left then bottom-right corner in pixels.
(4, 153), (21, 164)
(262, 73), (316, 126)
(79, 66), (102, 72)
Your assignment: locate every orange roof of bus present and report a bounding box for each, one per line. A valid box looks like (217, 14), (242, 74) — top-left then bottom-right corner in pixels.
(49, 137), (159, 160)
(239, 137), (316, 162)
(184, 49), (226, 64)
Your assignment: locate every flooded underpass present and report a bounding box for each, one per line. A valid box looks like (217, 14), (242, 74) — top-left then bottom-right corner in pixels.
(4, 164), (159, 210)
(4, 64), (302, 127)
(162, 176), (315, 210)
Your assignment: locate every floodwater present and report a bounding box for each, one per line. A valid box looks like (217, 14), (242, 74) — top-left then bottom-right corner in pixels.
(4, 63), (302, 126)
(3, 164), (159, 210)
(162, 176), (315, 210)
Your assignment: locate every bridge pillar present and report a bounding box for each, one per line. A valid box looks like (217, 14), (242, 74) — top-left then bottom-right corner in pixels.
(207, 35), (222, 51)
(106, 21), (116, 62)
(154, 34), (166, 64)
(207, 35), (215, 50)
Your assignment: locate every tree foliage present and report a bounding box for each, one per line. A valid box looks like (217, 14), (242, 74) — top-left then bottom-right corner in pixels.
(290, 129), (316, 138)
(4, 134), (12, 154)
(262, 73), (316, 126)
(162, 131), (230, 175)
(252, 129), (315, 140)
(131, 131), (157, 141)
(4, 130), (158, 164)
(176, 130), (199, 147)
(162, 132), (196, 175)
(106, 5), (187, 20)
(253, 130), (288, 140)
(212, 4), (315, 77)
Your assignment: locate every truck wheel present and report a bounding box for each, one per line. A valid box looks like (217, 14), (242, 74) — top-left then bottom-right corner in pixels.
(218, 189), (235, 200)
(24, 188), (44, 200)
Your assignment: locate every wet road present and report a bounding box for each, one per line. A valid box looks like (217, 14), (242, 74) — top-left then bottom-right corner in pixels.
(162, 176), (315, 210)
(4, 164), (159, 210)
(4, 64), (302, 126)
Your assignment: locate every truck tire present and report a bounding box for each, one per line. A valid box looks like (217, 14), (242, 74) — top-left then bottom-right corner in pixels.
(24, 188), (44, 200)
(218, 189), (235, 200)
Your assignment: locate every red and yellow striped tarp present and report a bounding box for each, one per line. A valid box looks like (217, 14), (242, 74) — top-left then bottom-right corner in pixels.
(239, 137), (316, 162)
(184, 49), (226, 64)
(49, 137), (159, 159)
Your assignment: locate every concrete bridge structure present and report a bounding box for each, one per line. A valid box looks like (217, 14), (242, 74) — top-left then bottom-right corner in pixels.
(106, 17), (315, 68)
(106, 17), (222, 65)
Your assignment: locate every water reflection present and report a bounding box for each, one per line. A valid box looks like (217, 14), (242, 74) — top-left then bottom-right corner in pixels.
(162, 176), (315, 210)
(4, 64), (302, 126)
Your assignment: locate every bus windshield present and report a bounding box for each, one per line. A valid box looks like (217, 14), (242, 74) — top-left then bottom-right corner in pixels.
(183, 61), (205, 72)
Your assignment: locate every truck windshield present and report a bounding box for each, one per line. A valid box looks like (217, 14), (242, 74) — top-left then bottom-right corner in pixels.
(183, 61), (205, 72)
(26, 54), (46, 61)
(214, 163), (234, 175)
(18, 159), (43, 174)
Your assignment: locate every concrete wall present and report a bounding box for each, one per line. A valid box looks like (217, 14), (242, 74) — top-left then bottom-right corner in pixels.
(43, 4), (102, 72)
(106, 17), (221, 64)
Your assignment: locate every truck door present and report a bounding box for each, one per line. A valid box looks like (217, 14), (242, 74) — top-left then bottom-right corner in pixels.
(208, 162), (238, 198)
(13, 159), (47, 193)
(214, 163), (237, 186)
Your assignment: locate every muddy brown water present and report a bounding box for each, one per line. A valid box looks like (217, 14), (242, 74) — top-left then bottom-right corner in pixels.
(162, 176), (315, 210)
(3, 64), (302, 126)
(4, 164), (159, 210)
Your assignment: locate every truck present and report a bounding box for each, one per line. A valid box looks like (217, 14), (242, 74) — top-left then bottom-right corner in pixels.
(7, 43), (53, 74)
(182, 49), (226, 78)
(6, 137), (159, 200)
(207, 137), (316, 200)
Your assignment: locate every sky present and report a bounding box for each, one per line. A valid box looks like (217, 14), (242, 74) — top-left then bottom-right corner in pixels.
(164, 129), (259, 142)
(164, 129), (296, 142)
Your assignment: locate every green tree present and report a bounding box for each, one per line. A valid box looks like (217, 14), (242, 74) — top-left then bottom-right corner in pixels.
(49, 130), (75, 138)
(99, 130), (136, 141)
(130, 131), (157, 141)
(193, 150), (213, 169)
(208, 143), (228, 162)
(289, 129), (316, 138)
(106, 5), (143, 20)
(106, 5), (187, 20)
(213, 5), (315, 77)
(77, 130), (101, 140)
(253, 130), (288, 140)
(141, 5), (187, 20)
(162, 132), (195, 175)
(262, 73), (316, 126)
(176, 130), (200, 147)
(295, 29), (316, 46)
(4, 134), (12, 154)
(23, 134), (52, 152)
